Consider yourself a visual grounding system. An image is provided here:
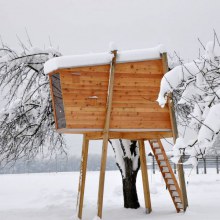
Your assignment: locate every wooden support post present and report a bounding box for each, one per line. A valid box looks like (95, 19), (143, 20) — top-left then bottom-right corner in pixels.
(138, 140), (152, 214)
(163, 50), (188, 210)
(162, 53), (188, 210)
(97, 50), (117, 219)
(77, 134), (89, 219)
(168, 94), (188, 211)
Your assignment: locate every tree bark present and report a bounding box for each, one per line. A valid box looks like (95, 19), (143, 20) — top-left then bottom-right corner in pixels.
(109, 139), (140, 209)
(122, 157), (140, 209)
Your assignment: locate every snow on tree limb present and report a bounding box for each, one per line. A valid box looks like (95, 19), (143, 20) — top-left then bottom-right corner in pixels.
(198, 103), (220, 149)
(0, 43), (66, 166)
(157, 41), (220, 166)
(157, 60), (206, 107)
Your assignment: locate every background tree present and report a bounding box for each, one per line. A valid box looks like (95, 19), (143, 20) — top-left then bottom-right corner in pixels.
(109, 139), (140, 209)
(157, 35), (220, 166)
(0, 42), (66, 166)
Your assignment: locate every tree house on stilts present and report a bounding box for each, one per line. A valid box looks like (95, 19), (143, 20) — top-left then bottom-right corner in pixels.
(45, 46), (188, 219)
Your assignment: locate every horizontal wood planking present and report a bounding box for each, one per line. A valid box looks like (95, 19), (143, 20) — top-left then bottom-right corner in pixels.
(60, 73), (162, 90)
(112, 107), (168, 113)
(62, 86), (160, 94)
(60, 67), (108, 129)
(63, 97), (158, 105)
(114, 76), (161, 83)
(113, 87), (160, 94)
(110, 121), (172, 129)
(112, 85), (160, 91)
(112, 103), (159, 108)
(113, 81), (160, 87)
(61, 73), (109, 82)
(66, 124), (104, 129)
(111, 113), (170, 121)
(67, 120), (171, 129)
(55, 59), (172, 130)
(67, 116), (170, 124)
(60, 60), (163, 74)
(115, 72), (163, 79)
(64, 102), (105, 108)
(63, 92), (107, 100)
(61, 65), (110, 73)
(112, 95), (158, 101)
(111, 111), (169, 117)
(115, 60), (163, 74)
(62, 81), (109, 87)
(65, 111), (106, 117)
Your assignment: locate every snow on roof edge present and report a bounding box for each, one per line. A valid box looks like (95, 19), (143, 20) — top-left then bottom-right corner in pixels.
(44, 45), (166, 74)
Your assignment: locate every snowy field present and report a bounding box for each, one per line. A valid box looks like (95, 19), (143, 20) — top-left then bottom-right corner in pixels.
(0, 170), (219, 220)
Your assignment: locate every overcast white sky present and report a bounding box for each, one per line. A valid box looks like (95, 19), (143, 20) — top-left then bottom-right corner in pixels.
(1, 0), (220, 156)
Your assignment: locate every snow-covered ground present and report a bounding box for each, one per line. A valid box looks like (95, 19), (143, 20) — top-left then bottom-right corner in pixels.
(0, 170), (219, 220)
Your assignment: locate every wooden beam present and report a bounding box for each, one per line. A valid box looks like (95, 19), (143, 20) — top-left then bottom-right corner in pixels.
(97, 50), (117, 219)
(168, 93), (188, 211)
(161, 52), (169, 73)
(162, 52), (188, 211)
(84, 131), (173, 140)
(138, 140), (152, 213)
(77, 134), (89, 219)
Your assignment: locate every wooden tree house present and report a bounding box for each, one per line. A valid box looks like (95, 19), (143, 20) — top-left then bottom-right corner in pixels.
(45, 46), (188, 219)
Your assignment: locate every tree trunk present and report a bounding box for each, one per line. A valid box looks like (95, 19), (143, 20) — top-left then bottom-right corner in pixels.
(122, 157), (140, 209)
(109, 139), (140, 209)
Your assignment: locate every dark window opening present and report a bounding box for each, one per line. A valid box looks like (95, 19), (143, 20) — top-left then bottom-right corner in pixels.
(51, 73), (66, 129)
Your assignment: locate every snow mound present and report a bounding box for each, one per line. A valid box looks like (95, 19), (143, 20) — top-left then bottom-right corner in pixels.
(113, 185), (123, 196)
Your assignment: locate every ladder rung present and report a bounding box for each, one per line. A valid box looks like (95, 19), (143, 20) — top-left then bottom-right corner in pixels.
(152, 143), (159, 148)
(174, 197), (182, 203)
(155, 149), (162, 154)
(162, 167), (169, 173)
(177, 203), (183, 209)
(167, 179), (174, 184)
(160, 161), (167, 166)
(169, 185), (177, 191)
(172, 191), (179, 197)
(150, 139), (184, 213)
(164, 173), (171, 178)
(157, 155), (164, 160)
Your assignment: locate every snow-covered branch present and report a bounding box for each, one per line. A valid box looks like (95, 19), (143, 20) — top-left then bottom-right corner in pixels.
(157, 41), (220, 166)
(0, 43), (66, 166)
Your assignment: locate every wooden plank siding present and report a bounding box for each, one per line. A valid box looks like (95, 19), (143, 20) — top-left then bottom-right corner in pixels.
(50, 58), (172, 133)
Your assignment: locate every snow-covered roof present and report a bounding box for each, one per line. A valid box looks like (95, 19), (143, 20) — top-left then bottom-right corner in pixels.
(44, 45), (166, 74)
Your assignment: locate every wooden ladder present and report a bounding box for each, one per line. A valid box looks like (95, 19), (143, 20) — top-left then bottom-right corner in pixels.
(149, 139), (184, 213)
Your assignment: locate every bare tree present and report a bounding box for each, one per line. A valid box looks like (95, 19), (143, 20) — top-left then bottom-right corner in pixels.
(157, 36), (220, 166)
(0, 43), (66, 166)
